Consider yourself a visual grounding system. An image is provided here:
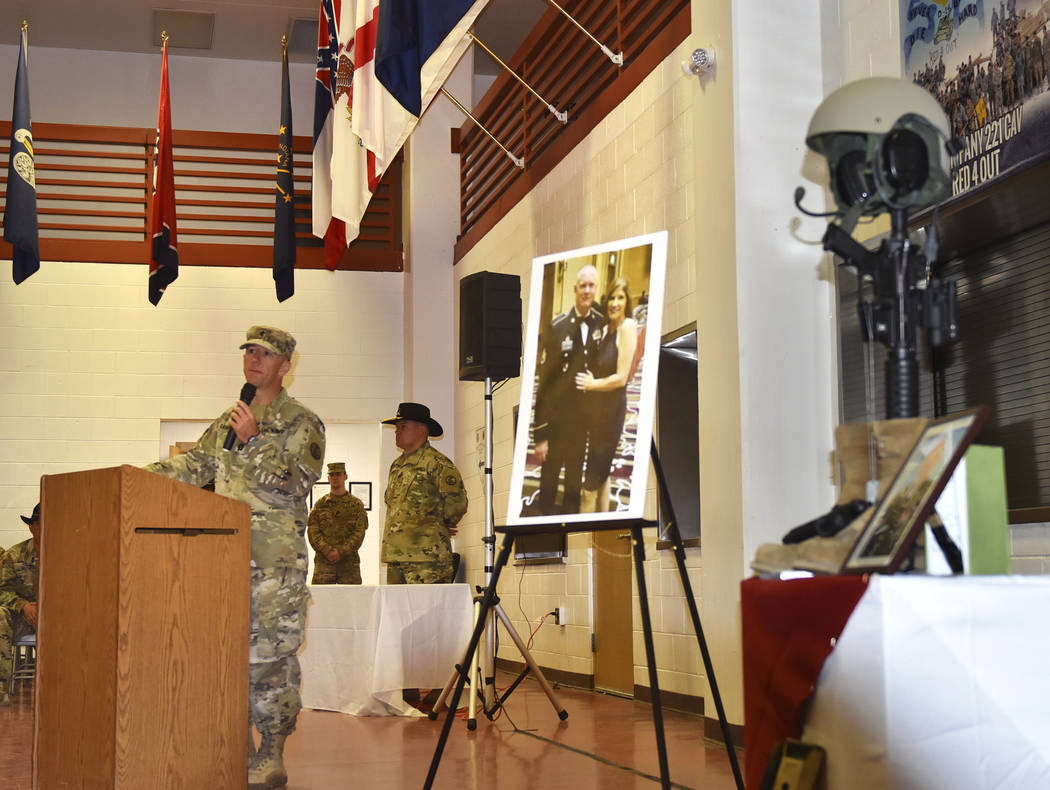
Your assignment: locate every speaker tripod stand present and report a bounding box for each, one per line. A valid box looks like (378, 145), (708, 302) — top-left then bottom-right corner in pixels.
(428, 589), (568, 729)
(431, 372), (567, 729)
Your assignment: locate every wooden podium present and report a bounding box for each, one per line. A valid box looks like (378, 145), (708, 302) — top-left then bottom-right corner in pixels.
(35, 465), (251, 790)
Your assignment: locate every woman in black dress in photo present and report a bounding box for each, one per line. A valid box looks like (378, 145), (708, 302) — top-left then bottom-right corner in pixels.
(574, 277), (639, 512)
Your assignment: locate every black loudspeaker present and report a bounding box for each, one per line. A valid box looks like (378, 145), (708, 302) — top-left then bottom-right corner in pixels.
(459, 271), (522, 381)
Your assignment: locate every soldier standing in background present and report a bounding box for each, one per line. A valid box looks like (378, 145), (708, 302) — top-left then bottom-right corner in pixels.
(380, 402), (467, 584)
(146, 325), (325, 790)
(308, 462), (368, 584)
(0, 503), (40, 707)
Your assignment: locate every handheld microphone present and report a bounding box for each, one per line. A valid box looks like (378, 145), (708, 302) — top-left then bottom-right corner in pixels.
(223, 382), (257, 451)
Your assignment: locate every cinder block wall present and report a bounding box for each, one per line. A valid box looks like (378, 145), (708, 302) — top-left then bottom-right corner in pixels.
(1010, 524), (1050, 574)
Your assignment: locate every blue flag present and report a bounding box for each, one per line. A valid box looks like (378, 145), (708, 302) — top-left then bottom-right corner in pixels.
(274, 42), (295, 302)
(374, 0), (486, 117)
(4, 28), (39, 284)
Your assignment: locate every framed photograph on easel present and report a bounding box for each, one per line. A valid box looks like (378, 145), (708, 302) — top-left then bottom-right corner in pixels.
(841, 406), (989, 573)
(507, 231), (667, 526)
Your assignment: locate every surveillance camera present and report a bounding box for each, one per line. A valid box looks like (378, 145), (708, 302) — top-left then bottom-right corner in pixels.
(805, 77), (952, 219)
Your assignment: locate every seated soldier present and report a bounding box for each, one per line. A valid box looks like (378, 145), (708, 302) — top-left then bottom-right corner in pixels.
(0, 503), (40, 706)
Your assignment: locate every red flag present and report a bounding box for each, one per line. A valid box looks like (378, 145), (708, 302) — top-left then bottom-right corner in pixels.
(149, 40), (178, 305)
(329, 1), (382, 246)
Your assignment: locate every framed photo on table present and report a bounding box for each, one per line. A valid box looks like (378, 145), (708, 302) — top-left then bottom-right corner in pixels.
(841, 406), (988, 574)
(350, 481), (372, 510)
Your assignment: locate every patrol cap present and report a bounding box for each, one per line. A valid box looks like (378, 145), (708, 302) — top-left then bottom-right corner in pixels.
(381, 402), (443, 438)
(21, 502), (40, 525)
(240, 325), (296, 358)
(327, 462), (346, 475)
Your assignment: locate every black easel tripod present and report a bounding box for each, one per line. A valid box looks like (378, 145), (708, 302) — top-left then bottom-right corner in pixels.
(422, 442), (746, 790)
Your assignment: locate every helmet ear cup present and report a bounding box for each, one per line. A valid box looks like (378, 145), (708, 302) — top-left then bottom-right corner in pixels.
(880, 128), (930, 201)
(835, 149), (876, 207)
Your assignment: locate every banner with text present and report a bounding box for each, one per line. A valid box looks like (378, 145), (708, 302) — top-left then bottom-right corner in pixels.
(901, 0), (1050, 196)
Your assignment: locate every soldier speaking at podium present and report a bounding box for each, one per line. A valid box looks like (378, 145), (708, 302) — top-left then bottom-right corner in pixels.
(146, 325), (325, 790)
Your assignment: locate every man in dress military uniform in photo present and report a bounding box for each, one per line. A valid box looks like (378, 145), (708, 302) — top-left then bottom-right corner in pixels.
(533, 263), (606, 514)
(308, 462), (368, 584)
(381, 402), (467, 584)
(0, 503), (41, 707)
(145, 325), (325, 790)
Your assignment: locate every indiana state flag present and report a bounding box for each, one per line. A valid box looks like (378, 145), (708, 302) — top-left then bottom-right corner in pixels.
(4, 27), (40, 285)
(274, 41), (296, 302)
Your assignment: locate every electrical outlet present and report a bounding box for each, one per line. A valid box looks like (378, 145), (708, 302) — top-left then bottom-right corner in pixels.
(556, 606), (567, 626)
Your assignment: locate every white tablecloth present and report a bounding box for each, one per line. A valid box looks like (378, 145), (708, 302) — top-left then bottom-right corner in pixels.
(802, 575), (1050, 789)
(299, 583), (474, 717)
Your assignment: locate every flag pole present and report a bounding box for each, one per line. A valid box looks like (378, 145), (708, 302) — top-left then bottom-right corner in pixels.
(544, 0), (623, 66)
(467, 33), (567, 123)
(440, 88), (524, 170)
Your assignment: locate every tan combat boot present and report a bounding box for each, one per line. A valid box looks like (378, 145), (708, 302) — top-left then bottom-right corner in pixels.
(833, 418), (927, 503)
(248, 731), (288, 790)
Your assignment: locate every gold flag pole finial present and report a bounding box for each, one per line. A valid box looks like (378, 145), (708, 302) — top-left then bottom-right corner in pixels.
(282, 35), (288, 55)
(21, 20), (28, 33)
(161, 30), (168, 44)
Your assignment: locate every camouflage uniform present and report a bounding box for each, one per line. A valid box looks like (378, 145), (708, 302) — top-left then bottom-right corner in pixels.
(307, 492), (368, 584)
(381, 441), (467, 584)
(0, 538), (38, 685)
(146, 387), (325, 735)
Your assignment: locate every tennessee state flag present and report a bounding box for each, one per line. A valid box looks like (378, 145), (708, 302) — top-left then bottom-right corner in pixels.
(4, 26), (40, 284)
(148, 39), (178, 305)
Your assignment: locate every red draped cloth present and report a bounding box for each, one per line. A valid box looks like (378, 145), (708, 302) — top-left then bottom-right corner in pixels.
(741, 575), (869, 789)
